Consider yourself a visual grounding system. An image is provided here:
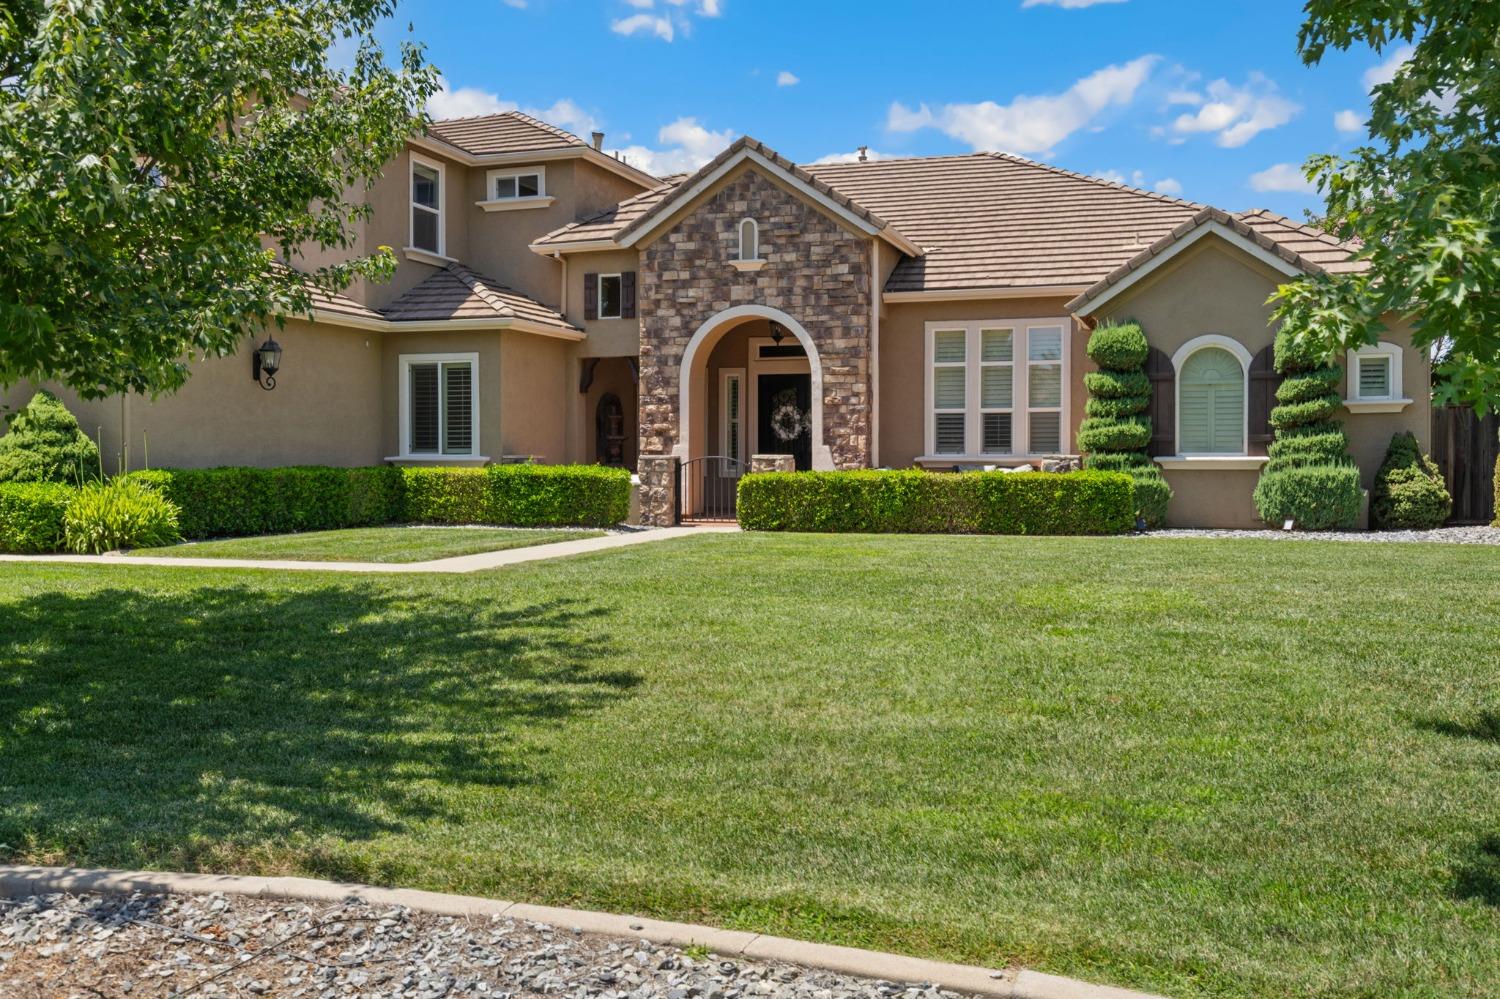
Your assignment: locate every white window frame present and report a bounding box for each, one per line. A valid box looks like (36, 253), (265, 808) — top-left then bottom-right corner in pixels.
(720, 367), (746, 469)
(730, 217), (766, 271)
(397, 352), (481, 460)
(478, 167), (555, 212)
(1345, 341), (1411, 412)
(1171, 334), (1253, 457)
(978, 327), (1015, 456)
(408, 153), (445, 257)
(922, 319), (1070, 462)
(597, 272), (623, 320)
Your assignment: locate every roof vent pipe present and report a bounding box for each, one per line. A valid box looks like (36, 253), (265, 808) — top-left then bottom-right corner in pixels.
(857, 145), (869, 162)
(591, 131), (605, 151)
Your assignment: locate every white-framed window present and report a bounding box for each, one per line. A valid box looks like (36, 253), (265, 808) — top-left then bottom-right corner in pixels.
(924, 320), (1069, 458)
(721, 368), (745, 466)
(1172, 335), (1251, 455)
(399, 353), (478, 458)
(409, 154), (444, 255)
(597, 273), (623, 319)
(487, 167), (545, 201)
(737, 218), (760, 261)
(1346, 341), (1405, 403)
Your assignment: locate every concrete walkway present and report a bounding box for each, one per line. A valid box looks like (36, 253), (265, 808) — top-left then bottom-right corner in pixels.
(0, 865), (1167, 999)
(0, 525), (736, 575)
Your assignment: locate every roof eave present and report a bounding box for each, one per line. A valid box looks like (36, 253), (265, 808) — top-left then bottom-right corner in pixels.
(310, 308), (585, 341)
(407, 135), (659, 189)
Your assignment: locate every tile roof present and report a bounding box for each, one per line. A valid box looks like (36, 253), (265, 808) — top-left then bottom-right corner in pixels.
(532, 179), (683, 249)
(1065, 207), (1368, 313)
(425, 111), (586, 156)
(381, 263), (580, 333)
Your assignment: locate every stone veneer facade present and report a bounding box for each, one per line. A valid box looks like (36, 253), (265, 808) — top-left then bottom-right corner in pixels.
(636, 165), (875, 470)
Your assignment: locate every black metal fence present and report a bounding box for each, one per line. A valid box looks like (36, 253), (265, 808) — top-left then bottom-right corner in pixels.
(676, 456), (745, 522)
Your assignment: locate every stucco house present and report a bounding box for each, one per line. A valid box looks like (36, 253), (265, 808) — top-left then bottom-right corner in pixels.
(5, 111), (1429, 528)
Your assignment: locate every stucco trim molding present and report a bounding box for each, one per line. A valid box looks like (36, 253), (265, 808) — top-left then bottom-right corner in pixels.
(883, 286), (1088, 304)
(674, 304), (835, 471)
(1343, 398), (1414, 414)
(1154, 455), (1269, 471)
(309, 309), (586, 342)
(476, 196), (556, 212)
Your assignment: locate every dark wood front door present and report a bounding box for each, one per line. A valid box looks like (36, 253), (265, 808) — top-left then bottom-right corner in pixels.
(756, 373), (812, 471)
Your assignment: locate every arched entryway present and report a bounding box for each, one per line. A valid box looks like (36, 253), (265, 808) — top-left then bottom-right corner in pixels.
(675, 304), (833, 471)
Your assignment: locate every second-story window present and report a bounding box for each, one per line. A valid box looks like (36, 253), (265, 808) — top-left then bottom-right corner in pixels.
(410, 155), (443, 255)
(598, 274), (623, 319)
(492, 169), (544, 200)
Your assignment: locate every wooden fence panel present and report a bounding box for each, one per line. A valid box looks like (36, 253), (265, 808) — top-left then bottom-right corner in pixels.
(1431, 406), (1499, 524)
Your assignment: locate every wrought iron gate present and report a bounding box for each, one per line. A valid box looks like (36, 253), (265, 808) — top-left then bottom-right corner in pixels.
(676, 456), (745, 522)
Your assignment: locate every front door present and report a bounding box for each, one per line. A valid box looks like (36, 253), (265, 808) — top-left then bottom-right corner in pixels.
(756, 373), (812, 471)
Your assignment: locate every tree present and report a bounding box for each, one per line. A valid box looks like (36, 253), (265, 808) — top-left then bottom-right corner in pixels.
(1273, 1), (1500, 410)
(0, 390), (100, 483)
(0, 1), (438, 399)
(1076, 322), (1172, 527)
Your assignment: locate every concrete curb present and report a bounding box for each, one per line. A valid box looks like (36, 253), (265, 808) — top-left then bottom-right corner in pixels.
(0, 525), (735, 575)
(0, 865), (1165, 999)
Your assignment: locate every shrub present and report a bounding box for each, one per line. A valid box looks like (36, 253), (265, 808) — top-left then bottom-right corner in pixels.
(486, 464), (630, 527)
(737, 469), (1134, 535)
(0, 482), (74, 552)
(1078, 322), (1172, 527)
(1254, 328), (1363, 529)
(0, 390), (100, 484)
(1252, 464), (1363, 531)
(400, 467), (490, 524)
(129, 465), (404, 537)
(64, 477), (181, 554)
(1371, 432), (1452, 530)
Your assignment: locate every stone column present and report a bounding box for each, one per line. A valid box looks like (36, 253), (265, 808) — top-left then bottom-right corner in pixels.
(637, 455), (679, 526)
(750, 454), (796, 474)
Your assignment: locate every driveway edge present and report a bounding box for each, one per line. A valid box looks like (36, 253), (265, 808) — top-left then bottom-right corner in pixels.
(0, 865), (1164, 999)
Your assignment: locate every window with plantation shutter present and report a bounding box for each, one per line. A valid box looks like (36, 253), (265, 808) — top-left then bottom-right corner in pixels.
(1178, 347), (1245, 454)
(979, 328), (1014, 454)
(1359, 356), (1391, 398)
(931, 329), (967, 454)
(399, 353), (479, 459)
(1027, 326), (1064, 454)
(1344, 341), (1407, 408)
(925, 319), (1069, 459)
(721, 369), (744, 464)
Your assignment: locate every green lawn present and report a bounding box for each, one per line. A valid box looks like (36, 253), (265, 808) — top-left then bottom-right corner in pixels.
(2, 533), (1498, 999)
(131, 526), (602, 563)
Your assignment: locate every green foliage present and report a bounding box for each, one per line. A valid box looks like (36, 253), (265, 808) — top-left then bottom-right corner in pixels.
(0, 391), (100, 484)
(1079, 322), (1171, 527)
(63, 477), (180, 554)
(0, 482), (74, 552)
(1083, 369), (1150, 399)
(402, 465), (630, 528)
(736, 470), (1135, 536)
(1371, 432), (1452, 529)
(399, 468), (490, 525)
(1277, 1), (1500, 411)
(0, 1), (439, 398)
(1255, 328), (1362, 528)
(129, 465), (404, 538)
(1252, 465), (1364, 531)
(1084, 322), (1150, 370)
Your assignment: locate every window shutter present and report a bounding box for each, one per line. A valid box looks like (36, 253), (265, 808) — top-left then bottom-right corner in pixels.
(621, 271), (637, 319)
(583, 273), (598, 321)
(1248, 345), (1278, 453)
(1146, 347), (1175, 457)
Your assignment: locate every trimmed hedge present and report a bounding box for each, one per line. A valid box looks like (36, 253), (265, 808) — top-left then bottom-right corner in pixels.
(1083, 369), (1150, 399)
(0, 482), (73, 552)
(1371, 432), (1451, 530)
(737, 469), (1135, 535)
(1252, 464), (1364, 531)
(126, 463), (630, 537)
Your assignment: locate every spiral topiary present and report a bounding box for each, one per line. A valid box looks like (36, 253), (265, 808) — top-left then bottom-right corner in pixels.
(1079, 322), (1172, 526)
(1253, 328), (1363, 529)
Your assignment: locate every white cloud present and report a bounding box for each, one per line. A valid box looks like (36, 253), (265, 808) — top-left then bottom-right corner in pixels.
(1334, 109), (1362, 134)
(887, 55), (1158, 155)
(611, 12), (674, 40)
(1363, 45), (1414, 90)
(1249, 162), (1316, 194)
(1021, 0), (1125, 6)
(1094, 168), (1182, 196)
(426, 78), (600, 137)
(776, 70), (800, 87)
(502, 0), (527, 7)
(609, 117), (733, 175)
(811, 149), (896, 164)
(623, 0), (654, 6)
(1165, 88), (1204, 106)
(1153, 177), (1182, 195)
(1168, 73), (1299, 147)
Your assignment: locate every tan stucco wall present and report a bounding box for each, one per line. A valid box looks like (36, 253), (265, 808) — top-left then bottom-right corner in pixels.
(1091, 237), (1432, 528)
(564, 247), (644, 357)
(499, 331), (572, 462)
(380, 329), (502, 461)
(1, 320), (384, 471)
(877, 296), (1077, 467)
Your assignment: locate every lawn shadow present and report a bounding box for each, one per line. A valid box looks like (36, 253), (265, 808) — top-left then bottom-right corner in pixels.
(0, 582), (635, 869)
(1416, 710), (1500, 744)
(1455, 836), (1500, 907)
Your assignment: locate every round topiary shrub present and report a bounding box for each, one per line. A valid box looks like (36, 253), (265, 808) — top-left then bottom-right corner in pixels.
(63, 477), (181, 554)
(1253, 329), (1363, 529)
(1079, 321), (1172, 527)
(0, 390), (100, 484)
(1371, 432), (1452, 529)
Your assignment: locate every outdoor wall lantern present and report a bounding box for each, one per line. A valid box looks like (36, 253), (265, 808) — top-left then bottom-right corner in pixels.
(251, 337), (282, 390)
(769, 322), (787, 345)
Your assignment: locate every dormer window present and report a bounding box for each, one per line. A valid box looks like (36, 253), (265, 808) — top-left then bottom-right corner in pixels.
(730, 218), (766, 271)
(478, 167), (554, 212)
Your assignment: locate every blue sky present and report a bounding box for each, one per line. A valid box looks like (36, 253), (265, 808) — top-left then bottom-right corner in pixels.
(374, 0), (1408, 218)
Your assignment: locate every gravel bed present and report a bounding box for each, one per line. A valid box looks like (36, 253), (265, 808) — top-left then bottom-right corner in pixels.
(1133, 524), (1500, 545)
(0, 892), (978, 999)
